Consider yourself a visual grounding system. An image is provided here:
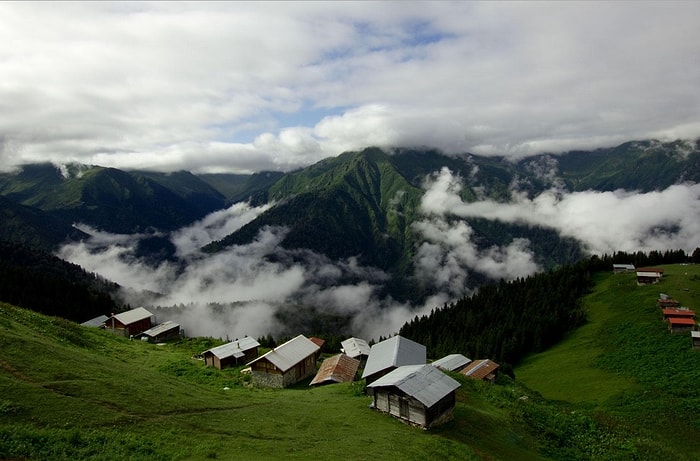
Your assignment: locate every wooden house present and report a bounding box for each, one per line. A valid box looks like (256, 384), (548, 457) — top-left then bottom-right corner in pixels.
(203, 337), (260, 370)
(692, 331), (700, 349)
(460, 359), (500, 383)
(340, 337), (371, 367)
(309, 353), (360, 386)
(668, 317), (696, 334)
(247, 335), (320, 388)
(366, 364), (461, 429)
(431, 353), (472, 372)
(107, 307), (154, 337)
(636, 268), (664, 285)
(662, 308), (695, 322)
(361, 335), (426, 385)
(136, 320), (181, 343)
(613, 264), (635, 274)
(80, 315), (109, 328)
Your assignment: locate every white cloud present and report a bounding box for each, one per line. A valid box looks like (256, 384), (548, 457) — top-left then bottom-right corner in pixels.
(421, 167), (700, 255)
(1, 2), (698, 173)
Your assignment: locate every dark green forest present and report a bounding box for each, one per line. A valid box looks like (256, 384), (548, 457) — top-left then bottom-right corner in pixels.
(0, 241), (121, 323)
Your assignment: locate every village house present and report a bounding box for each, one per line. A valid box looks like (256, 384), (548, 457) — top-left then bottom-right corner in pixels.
(366, 364), (461, 429)
(668, 317), (696, 334)
(107, 307), (154, 337)
(636, 268), (664, 285)
(661, 308), (695, 322)
(80, 314), (109, 328)
(460, 359), (500, 383)
(247, 335), (320, 388)
(361, 335), (427, 385)
(692, 331), (700, 349)
(203, 337), (260, 370)
(431, 353), (472, 372)
(309, 353), (360, 386)
(613, 264), (635, 274)
(340, 337), (371, 367)
(657, 296), (681, 308)
(136, 320), (181, 343)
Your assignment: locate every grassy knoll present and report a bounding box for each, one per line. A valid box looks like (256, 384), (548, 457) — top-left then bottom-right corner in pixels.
(2, 276), (697, 461)
(517, 264), (700, 460)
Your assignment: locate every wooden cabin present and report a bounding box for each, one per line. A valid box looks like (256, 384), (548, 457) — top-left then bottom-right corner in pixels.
(340, 337), (371, 367)
(662, 308), (695, 322)
(692, 331), (700, 349)
(668, 317), (696, 334)
(431, 353), (472, 372)
(361, 335), (426, 385)
(367, 364), (460, 429)
(203, 337), (260, 370)
(309, 353), (360, 386)
(107, 307), (154, 337)
(247, 335), (320, 388)
(636, 268), (664, 285)
(136, 320), (181, 343)
(460, 359), (500, 383)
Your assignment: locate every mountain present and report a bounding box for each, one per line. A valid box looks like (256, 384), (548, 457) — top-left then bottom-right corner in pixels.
(0, 163), (227, 236)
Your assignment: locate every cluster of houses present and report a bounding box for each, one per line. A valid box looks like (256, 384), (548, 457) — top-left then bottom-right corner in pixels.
(613, 264), (666, 286)
(657, 293), (700, 348)
(80, 306), (500, 429)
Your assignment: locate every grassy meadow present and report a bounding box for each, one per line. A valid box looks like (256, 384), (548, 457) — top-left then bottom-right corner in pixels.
(517, 264), (700, 459)
(2, 264), (700, 460)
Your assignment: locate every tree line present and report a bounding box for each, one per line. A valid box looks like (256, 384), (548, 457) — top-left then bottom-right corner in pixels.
(399, 249), (699, 376)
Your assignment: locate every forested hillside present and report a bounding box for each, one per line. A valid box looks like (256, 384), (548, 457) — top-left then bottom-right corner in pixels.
(0, 241), (121, 322)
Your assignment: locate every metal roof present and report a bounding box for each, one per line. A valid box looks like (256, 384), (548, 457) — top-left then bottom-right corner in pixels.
(204, 337), (260, 359)
(460, 359), (500, 380)
(367, 364), (460, 408)
(139, 321), (180, 338)
(431, 354), (472, 372)
(247, 334), (319, 372)
(668, 317), (696, 326)
(112, 307), (153, 325)
(310, 353), (360, 386)
(662, 308), (695, 317)
(81, 315), (109, 327)
(691, 331), (700, 339)
(340, 337), (371, 358)
(361, 335), (426, 379)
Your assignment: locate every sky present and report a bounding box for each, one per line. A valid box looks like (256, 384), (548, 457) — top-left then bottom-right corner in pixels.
(2, 1), (699, 173)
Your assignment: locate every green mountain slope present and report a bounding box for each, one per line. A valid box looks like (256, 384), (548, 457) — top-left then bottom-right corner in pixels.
(0, 163), (227, 234)
(516, 263), (700, 460)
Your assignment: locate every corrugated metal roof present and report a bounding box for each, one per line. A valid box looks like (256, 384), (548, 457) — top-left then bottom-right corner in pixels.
(668, 317), (696, 326)
(367, 364), (460, 408)
(460, 359), (499, 380)
(139, 321), (180, 337)
(431, 354), (472, 372)
(205, 337), (260, 359)
(247, 334), (319, 372)
(309, 353), (360, 386)
(340, 337), (371, 358)
(81, 315), (109, 327)
(361, 335), (426, 379)
(112, 307), (153, 325)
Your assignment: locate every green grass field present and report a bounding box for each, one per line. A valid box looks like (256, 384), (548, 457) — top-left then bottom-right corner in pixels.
(2, 265), (699, 460)
(517, 264), (700, 459)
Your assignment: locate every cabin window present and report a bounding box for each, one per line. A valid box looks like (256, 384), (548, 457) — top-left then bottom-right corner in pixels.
(399, 399), (409, 418)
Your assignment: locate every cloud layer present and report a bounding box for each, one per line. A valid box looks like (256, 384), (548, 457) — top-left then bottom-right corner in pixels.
(2, 2), (699, 173)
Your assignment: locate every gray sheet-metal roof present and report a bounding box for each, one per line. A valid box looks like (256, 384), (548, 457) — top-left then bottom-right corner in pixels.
(310, 353), (360, 386)
(431, 354), (472, 372)
(340, 337), (370, 358)
(361, 335), (426, 379)
(140, 320), (180, 337)
(367, 364), (460, 408)
(204, 336), (260, 359)
(81, 315), (109, 327)
(692, 331), (700, 338)
(247, 334), (319, 372)
(112, 307), (153, 325)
